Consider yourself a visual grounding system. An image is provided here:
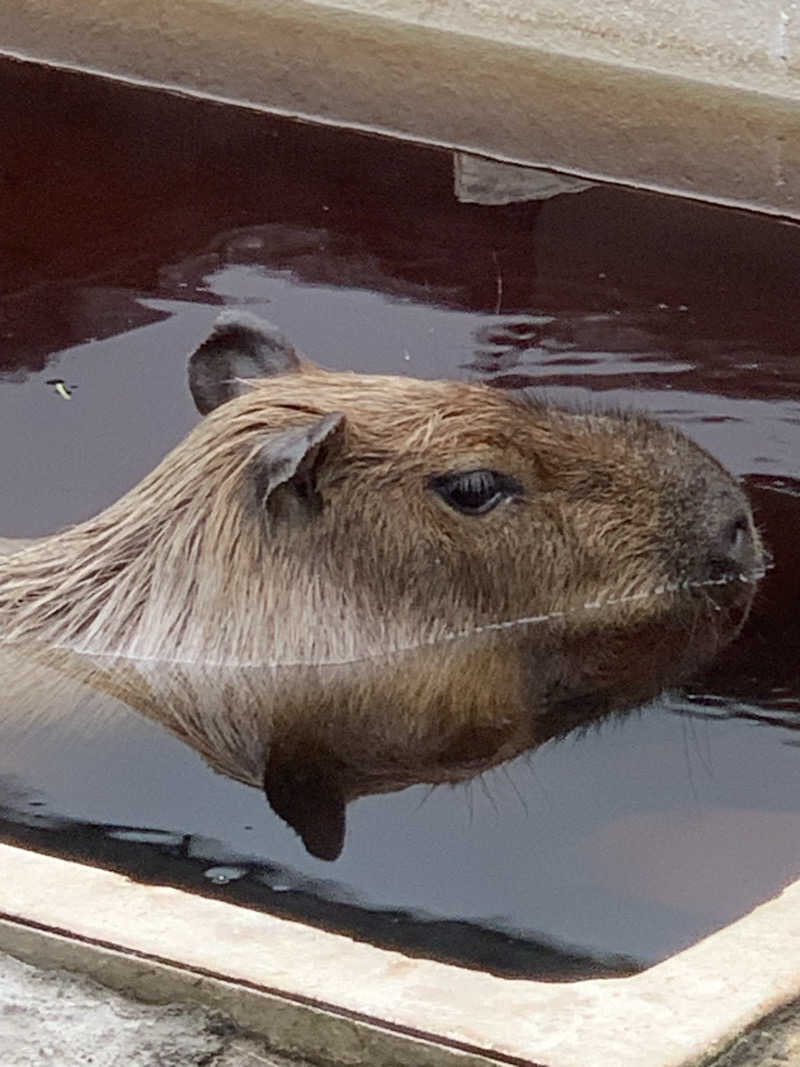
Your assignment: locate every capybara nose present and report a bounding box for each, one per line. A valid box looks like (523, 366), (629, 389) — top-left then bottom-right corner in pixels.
(706, 510), (759, 582)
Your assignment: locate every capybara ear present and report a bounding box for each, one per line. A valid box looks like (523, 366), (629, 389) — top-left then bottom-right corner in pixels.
(188, 310), (303, 414)
(247, 411), (345, 525)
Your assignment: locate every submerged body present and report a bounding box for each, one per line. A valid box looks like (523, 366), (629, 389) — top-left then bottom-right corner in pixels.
(0, 313), (765, 857)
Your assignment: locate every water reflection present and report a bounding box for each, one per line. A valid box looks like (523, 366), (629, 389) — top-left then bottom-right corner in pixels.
(697, 479), (800, 710)
(471, 317), (800, 402)
(0, 791), (639, 979)
(0, 560), (758, 862)
(158, 222), (461, 307)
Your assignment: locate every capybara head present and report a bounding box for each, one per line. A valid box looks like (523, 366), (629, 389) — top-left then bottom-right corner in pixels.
(0, 311), (764, 857)
(0, 311), (762, 662)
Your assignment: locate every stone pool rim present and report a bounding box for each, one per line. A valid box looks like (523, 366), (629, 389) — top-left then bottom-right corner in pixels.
(0, 843), (799, 1067)
(2, 0), (800, 220)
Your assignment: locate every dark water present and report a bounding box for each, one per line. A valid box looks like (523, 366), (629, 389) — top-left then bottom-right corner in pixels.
(1, 57), (799, 979)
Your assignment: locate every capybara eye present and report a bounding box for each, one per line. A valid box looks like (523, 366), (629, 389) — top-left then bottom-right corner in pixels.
(428, 469), (520, 516)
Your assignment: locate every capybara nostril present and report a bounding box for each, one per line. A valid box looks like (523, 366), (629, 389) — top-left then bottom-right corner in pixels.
(705, 510), (760, 583)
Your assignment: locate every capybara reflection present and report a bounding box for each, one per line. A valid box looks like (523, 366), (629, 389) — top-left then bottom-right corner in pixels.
(0, 312), (764, 858)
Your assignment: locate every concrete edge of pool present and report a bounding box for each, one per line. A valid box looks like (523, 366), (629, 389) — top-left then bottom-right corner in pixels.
(1, 0), (800, 219)
(0, 843), (798, 1067)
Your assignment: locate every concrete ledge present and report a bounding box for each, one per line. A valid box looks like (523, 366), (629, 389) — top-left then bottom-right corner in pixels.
(2, 1), (800, 217)
(0, 949), (297, 1067)
(1, 844), (799, 1067)
(0, 922), (497, 1067)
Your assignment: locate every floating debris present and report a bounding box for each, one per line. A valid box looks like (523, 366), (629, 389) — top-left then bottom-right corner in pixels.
(45, 379), (76, 400)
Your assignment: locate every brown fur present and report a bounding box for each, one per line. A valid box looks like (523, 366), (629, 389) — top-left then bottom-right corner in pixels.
(0, 315), (764, 857)
(0, 370), (761, 659)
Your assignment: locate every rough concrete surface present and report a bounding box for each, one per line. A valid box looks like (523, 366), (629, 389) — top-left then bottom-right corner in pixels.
(0, 952), (305, 1067)
(707, 997), (800, 1067)
(6, 947), (800, 1067)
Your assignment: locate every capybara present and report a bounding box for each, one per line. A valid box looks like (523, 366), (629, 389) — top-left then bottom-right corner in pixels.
(0, 311), (764, 857)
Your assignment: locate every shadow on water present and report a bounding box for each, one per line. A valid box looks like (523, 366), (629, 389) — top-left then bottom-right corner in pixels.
(1, 56), (799, 977)
(0, 804), (640, 981)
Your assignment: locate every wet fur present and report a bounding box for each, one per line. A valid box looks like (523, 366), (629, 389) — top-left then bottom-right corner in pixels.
(0, 372), (756, 662)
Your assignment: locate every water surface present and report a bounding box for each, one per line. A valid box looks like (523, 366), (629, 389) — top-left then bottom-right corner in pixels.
(1, 57), (798, 978)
